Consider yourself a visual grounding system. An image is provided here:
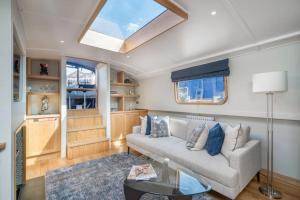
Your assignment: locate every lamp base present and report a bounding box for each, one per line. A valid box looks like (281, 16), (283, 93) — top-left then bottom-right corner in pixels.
(259, 185), (282, 199)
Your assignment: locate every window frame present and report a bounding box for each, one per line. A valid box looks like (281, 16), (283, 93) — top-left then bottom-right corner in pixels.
(78, 0), (188, 53)
(174, 76), (228, 105)
(66, 64), (98, 110)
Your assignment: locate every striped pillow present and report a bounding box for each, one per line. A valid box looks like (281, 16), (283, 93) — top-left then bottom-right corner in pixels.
(186, 123), (206, 150)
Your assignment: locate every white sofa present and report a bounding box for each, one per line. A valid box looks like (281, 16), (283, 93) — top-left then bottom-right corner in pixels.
(126, 117), (261, 199)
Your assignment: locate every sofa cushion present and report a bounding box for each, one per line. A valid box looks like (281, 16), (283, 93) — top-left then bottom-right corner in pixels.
(166, 144), (239, 188)
(186, 125), (204, 149)
(126, 134), (183, 156)
(221, 124), (241, 158)
(151, 116), (170, 138)
(191, 124), (209, 150)
(206, 123), (225, 156)
(146, 115), (152, 135)
(127, 134), (239, 188)
(140, 116), (147, 135)
(170, 118), (189, 140)
(186, 119), (206, 140)
(236, 126), (250, 148)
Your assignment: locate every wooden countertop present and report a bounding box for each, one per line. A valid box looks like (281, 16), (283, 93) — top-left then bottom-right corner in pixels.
(111, 109), (147, 114)
(26, 114), (60, 119)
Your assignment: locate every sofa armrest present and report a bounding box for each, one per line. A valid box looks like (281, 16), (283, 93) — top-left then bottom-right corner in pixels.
(229, 140), (261, 190)
(132, 126), (141, 134)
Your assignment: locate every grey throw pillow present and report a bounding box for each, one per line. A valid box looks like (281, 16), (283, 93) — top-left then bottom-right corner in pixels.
(186, 123), (205, 149)
(151, 116), (170, 138)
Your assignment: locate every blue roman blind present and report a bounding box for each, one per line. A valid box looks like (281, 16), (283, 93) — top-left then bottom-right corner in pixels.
(171, 59), (230, 82)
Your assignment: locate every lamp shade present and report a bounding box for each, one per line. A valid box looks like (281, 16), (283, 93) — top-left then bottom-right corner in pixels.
(252, 71), (287, 93)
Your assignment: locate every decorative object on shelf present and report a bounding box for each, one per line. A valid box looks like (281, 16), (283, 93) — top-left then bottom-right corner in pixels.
(252, 71), (288, 199)
(128, 89), (134, 95)
(14, 59), (19, 73)
(41, 95), (49, 113)
(124, 78), (131, 83)
(40, 63), (49, 75)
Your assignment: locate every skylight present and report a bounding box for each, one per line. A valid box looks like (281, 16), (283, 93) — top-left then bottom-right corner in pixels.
(90, 0), (167, 40)
(79, 0), (188, 53)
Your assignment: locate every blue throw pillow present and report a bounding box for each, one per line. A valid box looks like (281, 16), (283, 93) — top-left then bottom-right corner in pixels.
(206, 123), (225, 156)
(145, 115), (151, 135)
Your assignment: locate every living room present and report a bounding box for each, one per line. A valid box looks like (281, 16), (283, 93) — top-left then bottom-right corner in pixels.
(0, 0), (299, 200)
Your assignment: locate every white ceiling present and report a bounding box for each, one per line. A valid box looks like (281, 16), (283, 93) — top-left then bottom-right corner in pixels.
(17, 0), (300, 78)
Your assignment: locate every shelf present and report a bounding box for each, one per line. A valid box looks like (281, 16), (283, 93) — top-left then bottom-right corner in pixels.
(110, 94), (140, 98)
(111, 82), (138, 87)
(67, 88), (96, 92)
(27, 92), (59, 96)
(27, 74), (60, 81)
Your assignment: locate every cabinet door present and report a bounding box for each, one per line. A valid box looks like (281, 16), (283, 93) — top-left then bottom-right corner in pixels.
(111, 113), (125, 141)
(26, 118), (60, 157)
(124, 112), (140, 135)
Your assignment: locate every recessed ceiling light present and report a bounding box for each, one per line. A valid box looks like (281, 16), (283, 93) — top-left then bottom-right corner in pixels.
(60, 40), (65, 43)
(126, 55), (130, 58)
(211, 11), (217, 16)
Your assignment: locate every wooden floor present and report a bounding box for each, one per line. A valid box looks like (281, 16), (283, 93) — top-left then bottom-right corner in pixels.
(25, 143), (300, 200)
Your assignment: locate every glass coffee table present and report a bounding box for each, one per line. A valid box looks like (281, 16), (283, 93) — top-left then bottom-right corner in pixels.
(124, 155), (211, 200)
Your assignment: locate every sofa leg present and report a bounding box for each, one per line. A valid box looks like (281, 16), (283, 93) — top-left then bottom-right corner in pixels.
(127, 147), (130, 155)
(256, 171), (260, 182)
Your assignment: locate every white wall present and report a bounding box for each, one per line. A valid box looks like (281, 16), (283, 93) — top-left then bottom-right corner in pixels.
(12, 0), (27, 131)
(0, 1), (13, 199)
(137, 42), (300, 180)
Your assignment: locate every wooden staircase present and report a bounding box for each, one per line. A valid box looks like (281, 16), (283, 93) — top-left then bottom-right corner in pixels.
(66, 109), (109, 159)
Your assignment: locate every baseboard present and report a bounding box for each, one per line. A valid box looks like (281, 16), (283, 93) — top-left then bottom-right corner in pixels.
(259, 169), (300, 189)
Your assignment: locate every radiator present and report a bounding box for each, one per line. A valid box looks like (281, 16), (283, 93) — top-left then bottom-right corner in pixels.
(185, 115), (215, 121)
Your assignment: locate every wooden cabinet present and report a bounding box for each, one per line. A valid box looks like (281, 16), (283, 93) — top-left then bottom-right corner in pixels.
(26, 116), (61, 158)
(124, 112), (140, 135)
(111, 113), (125, 141)
(111, 110), (147, 141)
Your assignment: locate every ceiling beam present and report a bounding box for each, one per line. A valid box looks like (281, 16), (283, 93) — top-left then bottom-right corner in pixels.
(155, 0), (188, 19)
(78, 0), (107, 43)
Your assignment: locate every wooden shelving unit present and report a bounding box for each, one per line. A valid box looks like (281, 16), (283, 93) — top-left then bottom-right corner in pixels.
(110, 71), (140, 111)
(25, 58), (61, 162)
(26, 58), (61, 116)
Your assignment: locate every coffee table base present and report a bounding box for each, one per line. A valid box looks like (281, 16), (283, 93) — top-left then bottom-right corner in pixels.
(124, 184), (192, 200)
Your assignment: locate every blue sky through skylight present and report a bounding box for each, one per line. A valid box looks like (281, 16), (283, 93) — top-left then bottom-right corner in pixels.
(90, 0), (167, 40)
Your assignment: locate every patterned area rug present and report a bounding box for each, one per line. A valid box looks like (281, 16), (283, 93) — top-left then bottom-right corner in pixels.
(45, 153), (214, 200)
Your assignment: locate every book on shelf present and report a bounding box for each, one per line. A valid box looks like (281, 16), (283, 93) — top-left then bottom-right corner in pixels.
(127, 164), (157, 181)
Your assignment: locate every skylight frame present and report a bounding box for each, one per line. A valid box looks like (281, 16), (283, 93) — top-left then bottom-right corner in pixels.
(79, 0), (188, 53)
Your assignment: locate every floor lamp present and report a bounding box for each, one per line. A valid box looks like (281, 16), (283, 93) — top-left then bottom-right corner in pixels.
(252, 71), (287, 199)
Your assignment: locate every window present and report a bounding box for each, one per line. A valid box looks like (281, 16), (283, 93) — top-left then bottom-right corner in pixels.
(90, 0), (166, 40)
(79, 0), (187, 53)
(66, 62), (97, 109)
(175, 76), (228, 104)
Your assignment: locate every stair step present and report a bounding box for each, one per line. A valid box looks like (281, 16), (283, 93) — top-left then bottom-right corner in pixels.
(67, 138), (109, 159)
(67, 125), (105, 133)
(67, 138), (108, 148)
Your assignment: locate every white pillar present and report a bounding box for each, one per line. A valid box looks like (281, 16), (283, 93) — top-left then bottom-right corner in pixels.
(60, 57), (67, 158)
(97, 63), (111, 141)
